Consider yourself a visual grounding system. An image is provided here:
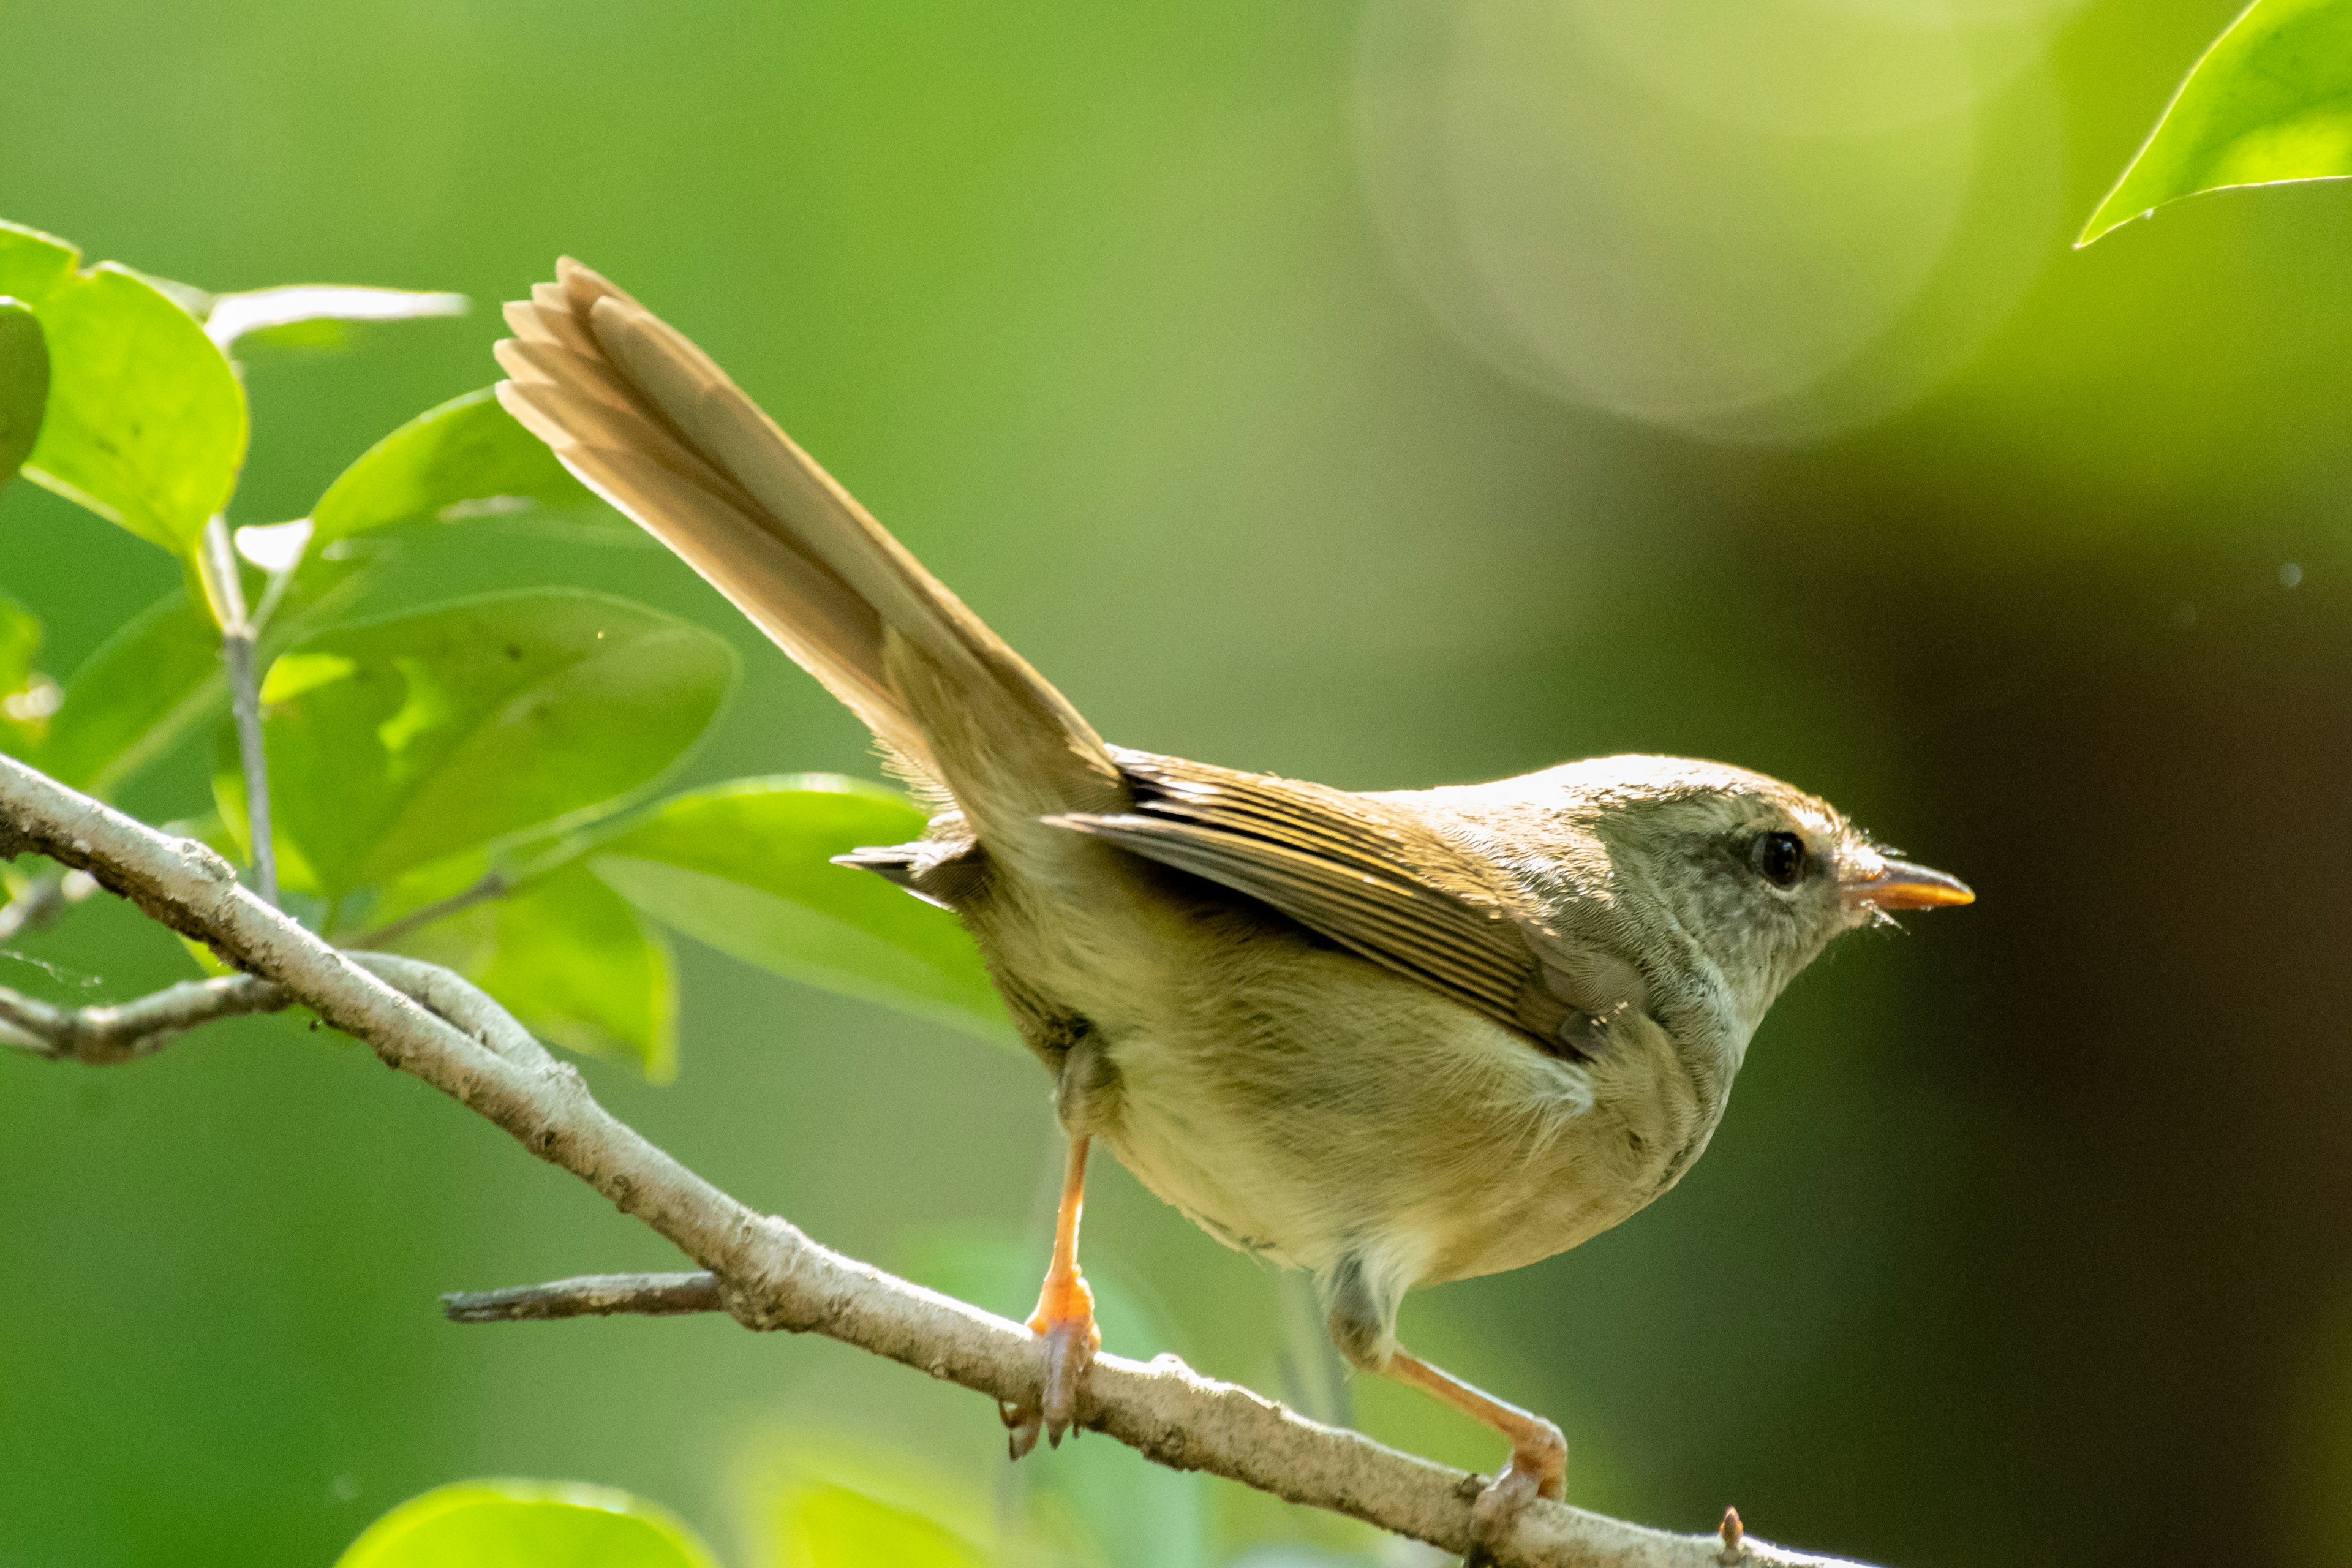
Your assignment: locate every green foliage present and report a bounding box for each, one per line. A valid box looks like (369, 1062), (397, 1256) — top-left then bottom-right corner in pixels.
(39, 590), (223, 797)
(2082, 0), (2352, 244)
(758, 1449), (994, 1568)
(0, 586), (51, 758)
(587, 777), (1016, 1045)
(0, 221), (246, 552)
(0, 213), (1017, 1088)
(0, 298), (48, 484)
(0, 213), (1029, 1088)
(334, 1480), (718, 1568)
(221, 589), (736, 897)
(312, 387), (603, 545)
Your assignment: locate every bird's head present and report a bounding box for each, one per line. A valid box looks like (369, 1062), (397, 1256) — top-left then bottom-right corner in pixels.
(1557, 756), (1971, 1038)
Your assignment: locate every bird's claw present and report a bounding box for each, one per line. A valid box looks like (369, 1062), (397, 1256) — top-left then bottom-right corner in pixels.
(1002, 1270), (1100, 1458)
(1466, 1419), (1567, 1558)
(1034, 1314), (1097, 1446)
(999, 1397), (1043, 1460)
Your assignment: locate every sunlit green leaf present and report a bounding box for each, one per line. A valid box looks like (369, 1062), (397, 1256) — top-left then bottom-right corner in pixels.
(311, 388), (606, 545)
(0, 221), (246, 551)
(225, 589), (734, 897)
(334, 1480), (717, 1568)
(747, 1438), (996, 1568)
(778, 1485), (990, 1568)
(198, 282), (467, 353)
(381, 855), (679, 1081)
(2081, 0), (2352, 244)
(585, 776), (1014, 1044)
(0, 298), (48, 484)
(39, 590), (224, 798)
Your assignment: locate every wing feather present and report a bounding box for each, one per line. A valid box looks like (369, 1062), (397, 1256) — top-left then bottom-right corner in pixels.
(1047, 750), (1615, 1057)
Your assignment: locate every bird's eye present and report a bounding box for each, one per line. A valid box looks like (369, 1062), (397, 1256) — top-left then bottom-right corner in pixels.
(1750, 831), (1806, 888)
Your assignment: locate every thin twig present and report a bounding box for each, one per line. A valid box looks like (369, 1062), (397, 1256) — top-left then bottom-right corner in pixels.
(0, 972), (285, 1061)
(200, 515), (277, 908)
(0, 749), (1872, 1568)
(0, 950), (518, 1065)
(444, 1271), (724, 1322)
(343, 871), (509, 950)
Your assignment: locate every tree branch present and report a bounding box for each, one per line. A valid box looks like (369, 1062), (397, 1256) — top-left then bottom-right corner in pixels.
(0, 971), (285, 1061)
(443, 1271), (724, 1322)
(0, 748), (1871, 1568)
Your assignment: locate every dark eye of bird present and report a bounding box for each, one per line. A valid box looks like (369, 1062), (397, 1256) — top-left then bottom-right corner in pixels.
(1750, 830), (1806, 888)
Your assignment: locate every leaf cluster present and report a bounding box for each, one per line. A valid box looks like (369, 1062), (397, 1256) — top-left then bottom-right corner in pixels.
(0, 217), (1010, 1079)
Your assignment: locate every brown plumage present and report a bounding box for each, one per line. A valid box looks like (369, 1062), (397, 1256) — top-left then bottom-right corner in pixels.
(494, 260), (1970, 1535)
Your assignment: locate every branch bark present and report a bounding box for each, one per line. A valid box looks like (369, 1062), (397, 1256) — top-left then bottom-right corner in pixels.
(0, 749), (1871, 1568)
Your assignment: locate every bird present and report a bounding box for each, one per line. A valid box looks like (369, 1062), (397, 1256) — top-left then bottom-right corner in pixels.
(493, 260), (1972, 1539)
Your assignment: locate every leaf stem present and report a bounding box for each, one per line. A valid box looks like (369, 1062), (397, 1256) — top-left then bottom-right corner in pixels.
(198, 515), (277, 907)
(342, 870), (509, 951)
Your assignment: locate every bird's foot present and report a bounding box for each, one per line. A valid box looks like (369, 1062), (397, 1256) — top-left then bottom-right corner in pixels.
(1000, 1265), (1100, 1459)
(1466, 1417), (1566, 1554)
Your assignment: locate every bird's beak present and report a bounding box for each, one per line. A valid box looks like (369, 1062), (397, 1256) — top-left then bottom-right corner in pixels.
(1841, 856), (1975, 911)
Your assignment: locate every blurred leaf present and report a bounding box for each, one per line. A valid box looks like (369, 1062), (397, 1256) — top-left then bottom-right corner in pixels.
(224, 589), (734, 897)
(40, 590), (223, 799)
(198, 283), (467, 353)
(2082, 0), (2352, 244)
(312, 388), (606, 545)
(0, 589), (39, 693)
(0, 297), (48, 484)
(584, 776), (1015, 1044)
(0, 220), (246, 552)
(0, 586), (53, 758)
(778, 1486), (990, 1568)
(383, 856), (679, 1080)
(747, 1437), (997, 1568)
(334, 1480), (717, 1568)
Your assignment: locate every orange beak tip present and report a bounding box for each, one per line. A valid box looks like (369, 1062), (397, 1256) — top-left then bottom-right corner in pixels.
(1844, 859), (1974, 912)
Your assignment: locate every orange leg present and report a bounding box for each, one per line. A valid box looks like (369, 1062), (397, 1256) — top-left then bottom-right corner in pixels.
(1385, 1349), (1566, 1537)
(1000, 1133), (1101, 1458)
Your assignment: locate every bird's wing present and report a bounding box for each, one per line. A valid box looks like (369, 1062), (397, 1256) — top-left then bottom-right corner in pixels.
(1046, 749), (1615, 1058)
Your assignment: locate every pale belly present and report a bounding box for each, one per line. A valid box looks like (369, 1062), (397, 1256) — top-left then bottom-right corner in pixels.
(1088, 939), (1725, 1295)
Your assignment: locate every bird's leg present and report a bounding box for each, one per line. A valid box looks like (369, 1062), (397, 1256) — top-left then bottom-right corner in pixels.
(1383, 1349), (1566, 1539)
(1000, 1133), (1100, 1458)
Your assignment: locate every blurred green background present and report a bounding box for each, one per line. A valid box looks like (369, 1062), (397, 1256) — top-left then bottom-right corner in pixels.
(4, 0), (2351, 1563)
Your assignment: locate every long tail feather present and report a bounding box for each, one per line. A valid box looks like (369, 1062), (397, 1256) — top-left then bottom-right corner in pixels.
(494, 260), (1121, 830)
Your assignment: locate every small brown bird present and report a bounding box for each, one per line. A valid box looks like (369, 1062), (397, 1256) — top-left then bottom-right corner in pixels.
(495, 261), (1971, 1537)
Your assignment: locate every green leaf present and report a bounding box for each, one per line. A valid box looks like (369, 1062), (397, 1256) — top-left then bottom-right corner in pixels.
(746, 1438), (997, 1568)
(0, 298), (48, 483)
(312, 388), (605, 545)
(225, 589), (735, 897)
(197, 282), (467, 354)
(39, 590), (224, 798)
(586, 776), (1015, 1044)
(334, 1480), (718, 1568)
(383, 856), (679, 1081)
(0, 587), (39, 698)
(2081, 0), (2352, 244)
(0, 586), (52, 758)
(775, 1483), (991, 1568)
(0, 221), (246, 551)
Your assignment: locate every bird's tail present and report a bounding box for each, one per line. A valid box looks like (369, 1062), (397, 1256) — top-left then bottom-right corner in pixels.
(495, 260), (1123, 840)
